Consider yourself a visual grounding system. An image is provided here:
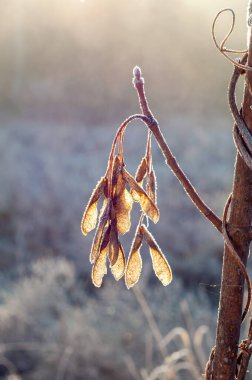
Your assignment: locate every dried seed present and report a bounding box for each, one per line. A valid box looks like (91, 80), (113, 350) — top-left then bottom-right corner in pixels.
(112, 155), (121, 189)
(147, 169), (157, 205)
(81, 176), (105, 235)
(131, 158), (147, 201)
(90, 200), (111, 264)
(111, 243), (126, 281)
(103, 177), (109, 198)
(111, 164), (134, 235)
(92, 245), (108, 287)
(123, 169), (159, 223)
(115, 187), (133, 235)
(99, 197), (108, 217)
(125, 227), (143, 289)
(100, 225), (111, 251)
(115, 169), (125, 198)
(108, 222), (120, 266)
(135, 157), (147, 183)
(141, 225), (172, 286)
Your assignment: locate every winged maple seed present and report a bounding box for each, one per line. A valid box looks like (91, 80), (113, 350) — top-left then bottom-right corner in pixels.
(125, 222), (172, 289)
(81, 125), (172, 288)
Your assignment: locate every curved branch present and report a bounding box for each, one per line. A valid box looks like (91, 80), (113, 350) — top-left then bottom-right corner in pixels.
(229, 53), (252, 157)
(212, 9), (251, 71)
(132, 67), (222, 233)
(222, 195), (251, 323)
(234, 125), (252, 170)
(106, 114), (149, 196)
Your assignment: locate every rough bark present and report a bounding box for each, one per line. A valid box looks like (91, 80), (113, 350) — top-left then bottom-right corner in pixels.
(211, 23), (252, 380)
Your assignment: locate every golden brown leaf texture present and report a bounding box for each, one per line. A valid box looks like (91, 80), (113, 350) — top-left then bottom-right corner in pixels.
(131, 157), (147, 202)
(114, 177), (133, 235)
(125, 227), (144, 289)
(91, 225), (110, 287)
(111, 243), (126, 281)
(135, 157), (147, 184)
(141, 225), (172, 286)
(123, 169), (159, 223)
(108, 221), (120, 266)
(81, 176), (105, 235)
(89, 200), (111, 264)
(111, 156), (133, 235)
(112, 155), (121, 190)
(115, 188), (133, 235)
(92, 245), (108, 288)
(147, 169), (157, 205)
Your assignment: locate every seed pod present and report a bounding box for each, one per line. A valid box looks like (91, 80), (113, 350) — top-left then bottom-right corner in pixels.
(147, 169), (157, 205)
(91, 225), (111, 287)
(92, 245), (108, 288)
(103, 177), (109, 198)
(125, 227), (143, 289)
(132, 157), (147, 202)
(81, 176), (105, 235)
(100, 225), (111, 252)
(111, 243), (126, 281)
(123, 169), (159, 223)
(114, 170), (133, 235)
(141, 224), (172, 286)
(108, 222), (120, 266)
(89, 199), (111, 264)
(135, 157), (147, 184)
(112, 155), (121, 190)
(114, 168), (125, 197)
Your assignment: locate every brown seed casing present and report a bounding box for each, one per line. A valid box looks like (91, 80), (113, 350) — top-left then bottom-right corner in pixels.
(108, 221), (120, 266)
(147, 169), (157, 205)
(111, 243), (126, 281)
(123, 169), (159, 223)
(125, 227), (144, 289)
(81, 176), (105, 235)
(135, 157), (147, 183)
(141, 224), (172, 286)
(92, 244), (108, 288)
(89, 199), (111, 264)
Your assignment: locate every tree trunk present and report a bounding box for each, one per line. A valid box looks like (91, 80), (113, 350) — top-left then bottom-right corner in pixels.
(211, 15), (252, 380)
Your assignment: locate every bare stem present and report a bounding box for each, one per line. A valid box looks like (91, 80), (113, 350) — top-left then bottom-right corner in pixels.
(132, 67), (222, 233)
(212, 9), (250, 71)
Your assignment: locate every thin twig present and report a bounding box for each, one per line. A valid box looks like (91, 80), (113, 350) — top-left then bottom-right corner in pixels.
(212, 9), (251, 71)
(133, 286), (167, 359)
(124, 355), (142, 380)
(55, 346), (74, 380)
(132, 67), (223, 233)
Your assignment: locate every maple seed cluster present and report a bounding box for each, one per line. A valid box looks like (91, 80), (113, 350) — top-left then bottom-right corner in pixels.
(81, 131), (172, 289)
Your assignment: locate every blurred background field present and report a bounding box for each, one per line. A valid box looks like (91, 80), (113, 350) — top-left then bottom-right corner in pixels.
(0, 0), (251, 379)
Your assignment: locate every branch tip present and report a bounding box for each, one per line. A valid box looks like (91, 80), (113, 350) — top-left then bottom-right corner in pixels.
(132, 65), (144, 87)
(133, 65), (141, 78)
